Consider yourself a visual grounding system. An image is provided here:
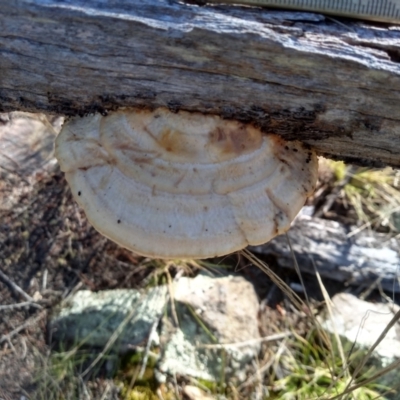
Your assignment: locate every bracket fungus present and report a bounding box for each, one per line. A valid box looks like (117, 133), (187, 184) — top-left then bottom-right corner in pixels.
(55, 108), (318, 259)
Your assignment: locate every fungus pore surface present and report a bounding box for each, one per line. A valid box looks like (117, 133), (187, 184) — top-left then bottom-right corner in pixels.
(55, 108), (318, 259)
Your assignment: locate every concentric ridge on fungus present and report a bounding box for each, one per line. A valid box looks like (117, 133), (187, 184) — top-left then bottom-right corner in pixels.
(55, 108), (318, 259)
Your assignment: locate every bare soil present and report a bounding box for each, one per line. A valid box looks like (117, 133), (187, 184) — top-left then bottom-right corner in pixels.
(0, 114), (153, 398)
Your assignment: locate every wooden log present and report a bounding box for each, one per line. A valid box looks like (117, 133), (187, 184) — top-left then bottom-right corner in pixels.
(250, 214), (400, 293)
(1, 1), (400, 167)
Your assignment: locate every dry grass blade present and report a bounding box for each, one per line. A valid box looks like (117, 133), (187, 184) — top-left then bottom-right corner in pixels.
(138, 319), (159, 379)
(244, 244), (391, 400)
(198, 331), (292, 349)
(312, 257), (349, 373)
(286, 233), (312, 307)
(240, 249), (304, 310)
(124, 364), (141, 400)
(80, 300), (142, 378)
(286, 235), (339, 370)
(311, 258), (352, 399)
(243, 245), (334, 351)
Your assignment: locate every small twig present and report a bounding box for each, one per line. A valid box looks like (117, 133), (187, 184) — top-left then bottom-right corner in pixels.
(80, 302), (140, 378)
(0, 267), (38, 303)
(42, 268), (48, 291)
(197, 331), (292, 349)
(346, 219), (372, 238)
(20, 336), (27, 359)
(5, 337), (17, 355)
(0, 301), (42, 311)
(61, 281), (83, 304)
(0, 310), (47, 344)
(100, 383), (111, 400)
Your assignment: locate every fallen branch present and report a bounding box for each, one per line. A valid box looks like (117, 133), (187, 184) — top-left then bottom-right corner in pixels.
(2, 1), (400, 166)
(250, 215), (400, 293)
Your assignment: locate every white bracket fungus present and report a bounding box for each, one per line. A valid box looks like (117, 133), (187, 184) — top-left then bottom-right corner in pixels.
(55, 108), (318, 259)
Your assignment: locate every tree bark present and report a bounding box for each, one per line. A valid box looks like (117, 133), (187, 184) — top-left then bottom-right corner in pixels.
(2, 1), (400, 167)
(250, 214), (400, 293)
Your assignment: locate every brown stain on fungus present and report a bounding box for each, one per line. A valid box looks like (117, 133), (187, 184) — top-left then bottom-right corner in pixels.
(158, 128), (181, 153)
(208, 124), (262, 157)
(132, 157), (154, 165)
(272, 215), (279, 235)
(157, 127), (197, 158)
(273, 210), (286, 235)
(158, 128), (175, 152)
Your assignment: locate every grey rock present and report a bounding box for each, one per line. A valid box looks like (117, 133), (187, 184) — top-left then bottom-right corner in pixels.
(0, 112), (59, 175)
(158, 274), (260, 382)
(50, 287), (168, 352)
(322, 293), (400, 363)
(321, 293), (400, 392)
(50, 274), (261, 383)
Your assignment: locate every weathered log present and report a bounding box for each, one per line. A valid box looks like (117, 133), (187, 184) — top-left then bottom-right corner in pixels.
(2, 1), (400, 167)
(250, 214), (400, 293)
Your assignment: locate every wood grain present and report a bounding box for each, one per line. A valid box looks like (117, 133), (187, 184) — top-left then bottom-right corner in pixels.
(2, 1), (400, 166)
